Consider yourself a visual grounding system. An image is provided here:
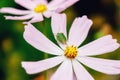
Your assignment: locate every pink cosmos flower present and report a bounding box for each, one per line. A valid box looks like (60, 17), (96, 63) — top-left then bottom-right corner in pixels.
(0, 0), (78, 23)
(22, 13), (120, 80)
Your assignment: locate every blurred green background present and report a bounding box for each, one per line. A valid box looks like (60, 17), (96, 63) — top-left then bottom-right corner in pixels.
(0, 0), (120, 80)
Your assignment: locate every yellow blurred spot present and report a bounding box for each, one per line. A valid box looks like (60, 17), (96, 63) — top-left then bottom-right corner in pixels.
(8, 52), (22, 68)
(114, 0), (120, 7)
(90, 14), (105, 29)
(2, 38), (13, 53)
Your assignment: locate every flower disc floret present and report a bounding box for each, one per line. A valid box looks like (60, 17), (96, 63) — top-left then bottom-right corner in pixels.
(64, 45), (78, 59)
(34, 4), (47, 13)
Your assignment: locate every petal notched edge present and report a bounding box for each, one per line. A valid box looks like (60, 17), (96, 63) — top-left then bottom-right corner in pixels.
(78, 35), (120, 56)
(68, 15), (93, 47)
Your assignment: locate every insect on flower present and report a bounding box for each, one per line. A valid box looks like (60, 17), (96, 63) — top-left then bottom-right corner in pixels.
(22, 13), (120, 80)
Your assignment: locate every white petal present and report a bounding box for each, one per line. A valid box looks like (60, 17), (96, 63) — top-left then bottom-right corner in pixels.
(51, 13), (67, 37)
(78, 57), (120, 74)
(24, 23), (63, 55)
(72, 60), (94, 80)
(4, 14), (33, 20)
(78, 35), (120, 56)
(33, 0), (48, 5)
(68, 16), (93, 47)
(28, 14), (44, 23)
(73, 71), (77, 80)
(55, 0), (79, 13)
(43, 11), (53, 18)
(50, 59), (73, 80)
(48, 0), (66, 10)
(15, 0), (36, 10)
(51, 13), (67, 49)
(22, 56), (64, 74)
(0, 8), (31, 15)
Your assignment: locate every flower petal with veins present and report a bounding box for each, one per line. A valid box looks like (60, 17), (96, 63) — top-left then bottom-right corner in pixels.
(78, 35), (120, 56)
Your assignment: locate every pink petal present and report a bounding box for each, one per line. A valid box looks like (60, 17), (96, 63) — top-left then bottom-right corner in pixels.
(43, 11), (53, 18)
(55, 0), (79, 13)
(50, 59), (73, 80)
(48, 0), (66, 10)
(72, 60), (94, 80)
(0, 8), (31, 15)
(22, 56), (64, 74)
(32, 0), (48, 5)
(73, 72), (77, 80)
(73, 70), (77, 80)
(15, 0), (36, 10)
(4, 14), (33, 20)
(78, 57), (120, 74)
(51, 13), (67, 49)
(24, 23), (63, 55)
(51, 13), (67, 37)
(68, 16), (93, 46)
(78, 35), (120, 56)
(27, 14), (44, 23)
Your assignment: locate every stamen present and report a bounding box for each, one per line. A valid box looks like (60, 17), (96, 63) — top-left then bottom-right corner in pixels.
(34, 4), (47, 13)
(64, 45), (78, 59)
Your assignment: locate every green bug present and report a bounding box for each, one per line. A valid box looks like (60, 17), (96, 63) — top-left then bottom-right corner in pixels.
(56, 33), (67, 44)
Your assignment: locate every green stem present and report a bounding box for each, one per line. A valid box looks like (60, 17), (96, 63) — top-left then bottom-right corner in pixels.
(43, 18), (49, 80)
(38, 18), (51, 80)
(42, 18), (49, 59)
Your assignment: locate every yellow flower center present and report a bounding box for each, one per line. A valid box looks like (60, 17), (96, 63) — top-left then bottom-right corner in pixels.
(34, 4), (47, 13)
(64, 45), (78, 59)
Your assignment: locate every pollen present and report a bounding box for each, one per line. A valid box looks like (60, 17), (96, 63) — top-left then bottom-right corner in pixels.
(64, 45), (78, 59)
(34, 4), (47, 13)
